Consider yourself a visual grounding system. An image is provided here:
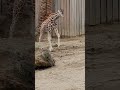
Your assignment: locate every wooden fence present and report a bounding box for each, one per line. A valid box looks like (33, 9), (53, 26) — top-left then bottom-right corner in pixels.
(86, 0), (120, 25)
(53, 0), (85, 37)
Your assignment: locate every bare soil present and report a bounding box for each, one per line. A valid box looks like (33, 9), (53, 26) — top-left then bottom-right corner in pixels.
(35, 36), (85, 90)
(0, 38), (34, 89)
(86, 23), (120, 89)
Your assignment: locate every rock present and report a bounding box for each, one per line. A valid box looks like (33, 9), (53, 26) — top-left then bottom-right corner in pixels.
(53, 44), (58, 47)
(35, 49), (55, 69)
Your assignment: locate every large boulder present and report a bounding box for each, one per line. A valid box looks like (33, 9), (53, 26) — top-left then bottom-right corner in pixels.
(35, 49), (55, 69)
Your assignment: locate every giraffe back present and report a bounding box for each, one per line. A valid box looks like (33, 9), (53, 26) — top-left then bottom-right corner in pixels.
(40, 10), (63, 35)
(40, 16), (57, 33)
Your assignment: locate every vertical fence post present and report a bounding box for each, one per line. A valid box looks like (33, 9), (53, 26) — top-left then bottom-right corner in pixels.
(82, 0), (85, 34)
(113, 0), (119, 22)
(0, 0), (2, 15)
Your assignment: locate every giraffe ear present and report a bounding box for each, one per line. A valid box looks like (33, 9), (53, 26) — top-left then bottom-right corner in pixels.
(60, 9), (64, 14)
(58, 10), (61, 14)
(58, 10), (60, 12)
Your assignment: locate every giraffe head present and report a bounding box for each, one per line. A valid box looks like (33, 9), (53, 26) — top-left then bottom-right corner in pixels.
(58, 9), (64, 17)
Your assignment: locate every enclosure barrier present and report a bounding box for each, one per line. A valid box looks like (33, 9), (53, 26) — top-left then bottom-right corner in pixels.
(86, 0), (120, 25)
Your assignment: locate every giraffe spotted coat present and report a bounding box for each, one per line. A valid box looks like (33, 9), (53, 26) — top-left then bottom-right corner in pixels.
(39, 9), (64, 51)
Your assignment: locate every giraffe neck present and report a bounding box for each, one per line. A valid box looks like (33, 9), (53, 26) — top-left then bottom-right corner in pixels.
(50, 12), (60, 21)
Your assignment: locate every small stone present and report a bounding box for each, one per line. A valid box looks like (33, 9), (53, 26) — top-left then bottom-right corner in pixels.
(53, 44), (58, 47)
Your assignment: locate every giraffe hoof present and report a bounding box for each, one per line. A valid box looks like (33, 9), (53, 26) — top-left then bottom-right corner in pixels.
(49, 48), (53, 52)
(58, 45), (60, 48)
(39, 40), (43, 42)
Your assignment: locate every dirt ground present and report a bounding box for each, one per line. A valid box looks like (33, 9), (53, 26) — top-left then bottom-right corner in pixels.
(35, 36), (85, 90)
(0, 38), (34, 89)
(86, 23), (120, 89)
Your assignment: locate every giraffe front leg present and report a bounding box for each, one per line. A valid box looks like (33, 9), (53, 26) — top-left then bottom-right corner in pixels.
(38, 33), (43, 49)
(48, 32), (53, 51)
(58, 33), (60, 48)
(39, 32), (44, 42)
(39, 34), (42, 42)
(54, 28), (60, 48)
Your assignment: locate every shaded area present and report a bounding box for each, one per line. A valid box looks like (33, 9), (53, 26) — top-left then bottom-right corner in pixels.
(86, 24), (120, 90)
(0, 0), (35, 89)
(0, 39), (34, 89)
(0, 0), (35, 38)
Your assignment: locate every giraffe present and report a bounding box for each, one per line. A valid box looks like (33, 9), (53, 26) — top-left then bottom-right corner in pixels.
(9, 0), (26, 38)
(9, 0), (34, 38)
(38, 9), (64, 51)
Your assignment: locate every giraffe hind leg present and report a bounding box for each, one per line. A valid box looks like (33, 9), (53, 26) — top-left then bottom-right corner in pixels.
(54, 28), (60, 48)
(39, 25), (45, 42)
(39, 33), (42, 42)
(48, 31), (53, 51)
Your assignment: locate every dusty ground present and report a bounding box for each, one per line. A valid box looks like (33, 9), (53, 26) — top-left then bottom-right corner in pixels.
(35, 36), (85, 90)
(86, 23), (120, 90)
(0, 38), (34, 89)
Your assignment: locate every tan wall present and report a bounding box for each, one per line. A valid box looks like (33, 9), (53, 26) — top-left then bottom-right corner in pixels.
(35, 0), (85, 37)
(54, 0), (85, 37)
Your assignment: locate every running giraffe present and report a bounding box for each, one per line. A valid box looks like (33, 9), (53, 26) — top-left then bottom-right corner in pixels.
(38, 9), (64, 51)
